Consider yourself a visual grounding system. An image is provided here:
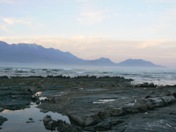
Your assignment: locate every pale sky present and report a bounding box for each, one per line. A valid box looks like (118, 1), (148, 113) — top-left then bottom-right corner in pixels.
(0, 0), (176, 67)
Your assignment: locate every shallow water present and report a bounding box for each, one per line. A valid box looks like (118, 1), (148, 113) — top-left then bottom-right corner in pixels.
(1, 103), (70, 132)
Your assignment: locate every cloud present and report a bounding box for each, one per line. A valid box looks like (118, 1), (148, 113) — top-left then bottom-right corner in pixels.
(0, 17), (44, 33)
(77, 9), (106, 25)
(3, 18), (32, 26)
(0, 17), (32, 32)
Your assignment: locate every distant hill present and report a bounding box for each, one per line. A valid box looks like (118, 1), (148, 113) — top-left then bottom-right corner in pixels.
(117, 59), (163, 67)
(0, 41), (164, 67)
(86, 57), (116, 66)
(0, 41), (85, 65)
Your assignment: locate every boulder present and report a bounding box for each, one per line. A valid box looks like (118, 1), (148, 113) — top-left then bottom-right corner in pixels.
(43, 115), (73, 131)
(161, 96), (175, 105)
(43, 115), (56, 130)
(109, 108), (124, 116)
(98, 110), (111, 119)
(57, 120), (72, 132)
(147, 97), (165, 107)
(69, 114), (100, 127)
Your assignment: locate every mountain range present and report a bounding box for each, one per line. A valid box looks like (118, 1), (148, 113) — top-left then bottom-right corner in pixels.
(0, 41), (163, 67)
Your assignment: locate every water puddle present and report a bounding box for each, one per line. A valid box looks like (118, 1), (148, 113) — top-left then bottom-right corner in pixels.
(1, 103), (70, 132)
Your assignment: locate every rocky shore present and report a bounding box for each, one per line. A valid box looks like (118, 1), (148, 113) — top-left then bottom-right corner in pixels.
(0, 76), (176, 131)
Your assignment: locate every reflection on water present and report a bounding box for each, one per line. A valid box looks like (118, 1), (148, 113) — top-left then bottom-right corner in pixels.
(1, 103), (70, 132)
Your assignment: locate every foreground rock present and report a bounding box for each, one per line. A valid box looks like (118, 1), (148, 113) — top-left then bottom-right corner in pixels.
(67, 94), (176, 130)
(38, 82), (176, 131)
(1, 76), (176, 131)
(0, 85), (34, 110)
(43, 115), (73, 132)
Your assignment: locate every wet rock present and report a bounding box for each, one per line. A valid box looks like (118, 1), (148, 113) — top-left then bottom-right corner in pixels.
(133, 99), (150, 111)
(124, 119), (176, 132)
(123, 105), (139, 113)
(95, 119), (124, 131)
(69, 113), (101, 127)
(57, 120), (72, 132)
(147, 97), (165, 107)
(109, 108), (124, 116)
(139, 82), (156, 88)
(0, 108), (4, 112)
(98, 110), (111, 119)
(43, 115), (52, 126)
(69, 115), (84, 126)
(123, 95), (175, 115)
(161, 96), (175, 105)
(43, 115), (73, 131)
(26, 118), (35, 123)
(85, 114), (101, 126)
(31, 95), (39, 102)
(84, 119), (124, 131)
(43, 115), (57, 130)
(0, 116), (7, 126)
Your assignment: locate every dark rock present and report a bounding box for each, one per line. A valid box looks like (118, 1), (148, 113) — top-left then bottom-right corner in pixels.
(43, 115), (52, 126)
(84, 119), (124, 131)
(0, 116), (7, 126)
(95, 119), (124, 131)
(123, 105), (139, 113)
(69, 114), (100, 127)
(161, 96), (175, 105)
(0, 108), (4, 112)
(43, 115), (73, 131)
(133, 99), (149, 111)
(98, 110), (111, 119)
(26, 119), (35, 123)
(139, 82), (156, 88)
(57, 120), (72, 132)
(31, 95), (39, 102)
(147, 97), (165, 107)
(109, 108), (124, 116)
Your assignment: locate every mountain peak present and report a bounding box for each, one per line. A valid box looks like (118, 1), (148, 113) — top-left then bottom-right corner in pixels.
(118, 58), (161, 67)
(0, 41), (9, 46)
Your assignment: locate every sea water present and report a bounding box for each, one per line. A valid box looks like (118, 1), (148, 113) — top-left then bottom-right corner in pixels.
(0, 66), (175, 85)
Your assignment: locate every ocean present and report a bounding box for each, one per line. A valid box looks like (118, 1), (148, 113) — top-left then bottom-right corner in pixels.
(0, 66), (175, 86)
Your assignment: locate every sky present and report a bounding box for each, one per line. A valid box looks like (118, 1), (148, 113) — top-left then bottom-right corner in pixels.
(0, 0), (176, 67)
